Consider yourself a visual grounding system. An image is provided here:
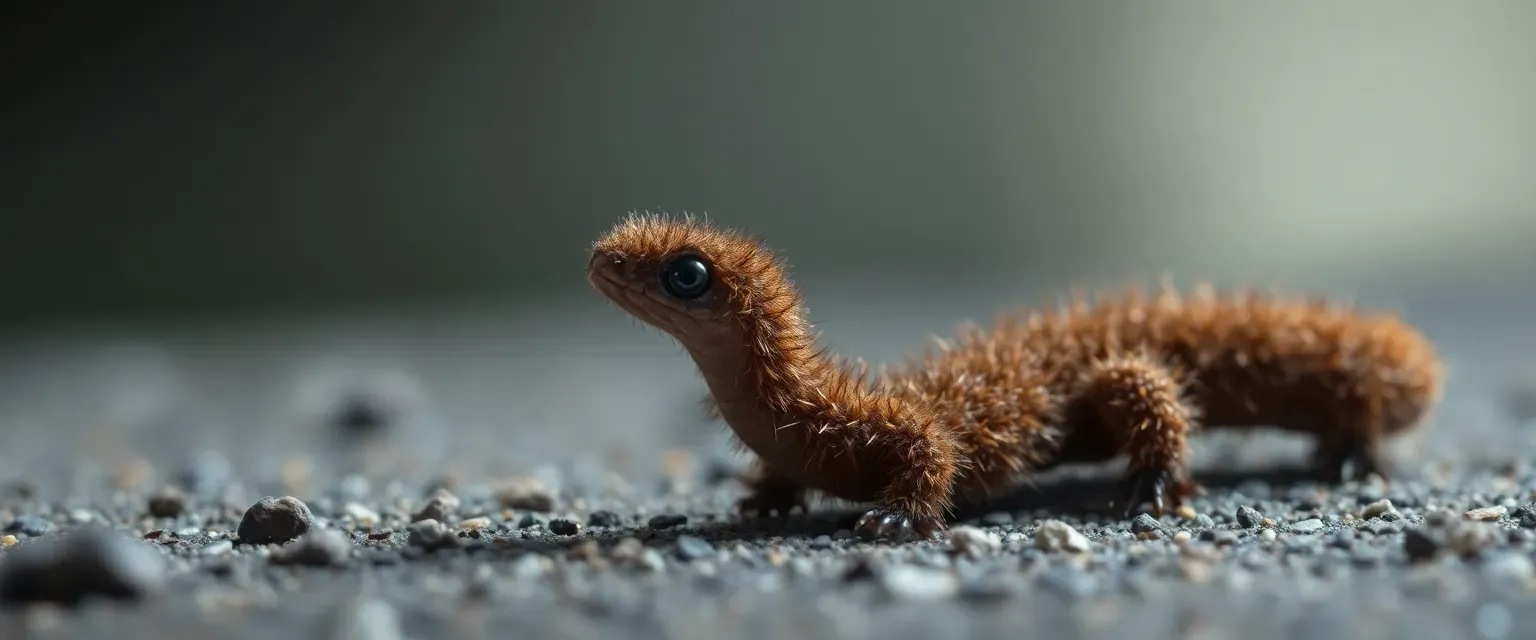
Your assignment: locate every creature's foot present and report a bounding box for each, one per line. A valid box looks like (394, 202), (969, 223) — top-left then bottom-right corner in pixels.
(854, 508), (947, 542)
(1116, 465), (1200, 518)
(1313, 440), (1390, 484)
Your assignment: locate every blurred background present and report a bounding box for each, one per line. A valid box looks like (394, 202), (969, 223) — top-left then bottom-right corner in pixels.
(3, 2), (1534, 498)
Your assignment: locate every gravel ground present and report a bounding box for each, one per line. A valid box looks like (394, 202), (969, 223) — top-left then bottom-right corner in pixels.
(1, 287), (1535, 640)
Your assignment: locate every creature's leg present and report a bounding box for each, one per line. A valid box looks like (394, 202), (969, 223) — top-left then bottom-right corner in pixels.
(736, 460), (808, 519)
(851, 418), (962, 543)
(1311, 396), (1392, 483)
(1078, 351), (1202, 517)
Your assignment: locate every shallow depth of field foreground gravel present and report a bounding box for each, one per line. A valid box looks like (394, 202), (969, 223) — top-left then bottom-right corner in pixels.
(1, 285), (1536, 640)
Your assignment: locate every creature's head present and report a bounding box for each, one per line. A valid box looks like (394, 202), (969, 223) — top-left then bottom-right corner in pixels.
(587, 214), (799, 350)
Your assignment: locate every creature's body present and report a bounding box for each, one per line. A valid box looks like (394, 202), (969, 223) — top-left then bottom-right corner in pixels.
(587, 215), (1444, 541)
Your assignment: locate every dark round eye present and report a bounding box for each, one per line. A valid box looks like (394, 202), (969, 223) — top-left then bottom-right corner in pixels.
(661, 255), (711, 299)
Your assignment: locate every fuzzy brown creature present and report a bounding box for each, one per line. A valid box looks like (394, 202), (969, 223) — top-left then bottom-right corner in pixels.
(586, 213), (1445, 542)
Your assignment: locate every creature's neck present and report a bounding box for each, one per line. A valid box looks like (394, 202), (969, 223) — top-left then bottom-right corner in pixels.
(681, 305), (855, 468)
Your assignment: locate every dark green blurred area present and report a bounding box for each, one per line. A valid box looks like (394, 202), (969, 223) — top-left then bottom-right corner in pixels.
(5, 2), (1534, 329)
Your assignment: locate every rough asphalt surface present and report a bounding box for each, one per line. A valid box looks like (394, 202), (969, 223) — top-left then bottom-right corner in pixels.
(1, 288), (1535, 639)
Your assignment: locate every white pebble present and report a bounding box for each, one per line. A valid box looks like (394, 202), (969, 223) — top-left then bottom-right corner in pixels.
(458, 517), (493, 530)
(948, 526), (1002, 558)
(1466, 506), (1507, 521)
(1358, 499), (1398, 519)
(1035, 520), (1091, 554)
(344, 503), (380, 527)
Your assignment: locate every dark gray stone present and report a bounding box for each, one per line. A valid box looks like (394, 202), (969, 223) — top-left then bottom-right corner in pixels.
(548, 518), (580, 535)
(236, 496), (314, 545)
(1130, 513), (1161, 534)
(407, 519), (459, 551)
(648, 514), (687, 529)
(146, 487), (187, 518)
(587, 511), (623, 528)
(411, 488), (459, 523)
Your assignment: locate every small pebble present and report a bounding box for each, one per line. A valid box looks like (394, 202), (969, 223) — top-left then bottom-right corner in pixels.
(948, 526), (1002, 558)
(517, 513), (548, 529)
(1514, 504), (1536, 529)
(1358, 499), (1398, 520)
(1195, 514), (1216, 528)
(146, 487), (188, 519)
(236, 497), (314, 545)
(1172, 531), (1192, 543)
(1236, 506), (1263, 528)
(587, 511), (623, 528)
(407, 519), (459, 551)
(1035, 520), (1091, 554)
(1289, 519), (1324, 534)
(649, 514), (687, 529)
(675, 535), (714, 561)
(810, 535), (833, 550)
(411, 488), (459, 523)
(343, 503), (380, 528)
(548, 519), (580, 536)
(1259, 529), (1277, 542)
(458, 517), (492, 530)
(1130, 513), (1161, 534)
(0, 535), (15, 547)
(1466, 506), (1507, 521)
(1176, 505), (1198, 520)
(495, 477), (556, 512)
(271, 529), (352, 567)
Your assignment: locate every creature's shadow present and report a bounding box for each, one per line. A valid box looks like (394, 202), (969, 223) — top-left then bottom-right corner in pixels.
(731, 462), (1326, 540)
(484, 462), (1326, 557)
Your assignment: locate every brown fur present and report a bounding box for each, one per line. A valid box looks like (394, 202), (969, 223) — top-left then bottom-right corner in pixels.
(587, 213), (1444, 541)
